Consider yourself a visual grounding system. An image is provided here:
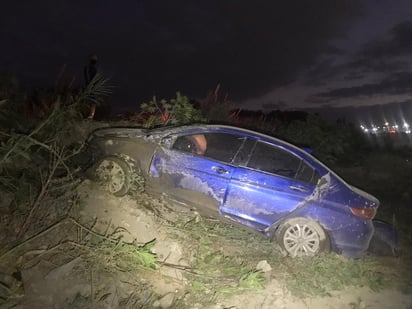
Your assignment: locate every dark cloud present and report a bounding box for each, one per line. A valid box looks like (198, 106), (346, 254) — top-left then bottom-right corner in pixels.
(361, 20), (412, 58)
(343, 20), (412, 75)
(300, 18), (412, 108)
(345, 45), (411, 77)
(303, 99), (412, 124)
(301, 58), (343, 87)
(308, 71), (412, 103)
(0, 0), (363, 107)
(261, 100), (287, 110)
(301, 19), (412, 89)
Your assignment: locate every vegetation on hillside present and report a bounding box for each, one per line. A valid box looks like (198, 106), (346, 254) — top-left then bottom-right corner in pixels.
(0, 73), (110, 239)
(0, 75), (411, 307)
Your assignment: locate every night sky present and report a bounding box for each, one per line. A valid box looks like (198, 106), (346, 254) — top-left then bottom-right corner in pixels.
(1, 0), (412, 123)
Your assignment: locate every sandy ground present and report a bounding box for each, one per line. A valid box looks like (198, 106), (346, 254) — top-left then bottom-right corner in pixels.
(75, 181), (412, 309)
(4, 179), (409, 308)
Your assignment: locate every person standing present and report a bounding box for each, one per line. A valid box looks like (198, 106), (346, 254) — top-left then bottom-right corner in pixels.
(84, 54), (98, 119)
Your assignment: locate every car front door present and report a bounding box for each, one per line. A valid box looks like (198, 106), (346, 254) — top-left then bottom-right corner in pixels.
(150, 132), (245, 216)
(220, 140), (319, 230)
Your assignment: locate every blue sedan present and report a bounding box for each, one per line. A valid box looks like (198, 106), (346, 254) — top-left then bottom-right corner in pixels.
(86, 124), (380, 258)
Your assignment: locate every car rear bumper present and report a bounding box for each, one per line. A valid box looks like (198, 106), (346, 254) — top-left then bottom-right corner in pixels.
(368, 220), (399, 256)
(329, 219), (375, 258)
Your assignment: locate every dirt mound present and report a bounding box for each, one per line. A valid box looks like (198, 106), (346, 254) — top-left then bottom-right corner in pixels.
(1, 180), (411, 308)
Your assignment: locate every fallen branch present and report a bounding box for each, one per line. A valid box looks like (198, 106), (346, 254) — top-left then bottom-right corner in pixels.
(1, 217), (147, 262)
(0, 218), (70, 261)
(17, 145), (64, 238)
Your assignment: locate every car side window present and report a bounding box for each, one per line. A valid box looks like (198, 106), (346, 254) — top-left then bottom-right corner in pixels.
(247, 142), (301, 179)
(233, 138), (256, 166)
(172, 133), (244, 163)
(295, 160), (320, 185)
(173, 134), (207, 155)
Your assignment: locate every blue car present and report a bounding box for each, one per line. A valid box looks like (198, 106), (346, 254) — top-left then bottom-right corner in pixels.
(86, 124), (381, 258)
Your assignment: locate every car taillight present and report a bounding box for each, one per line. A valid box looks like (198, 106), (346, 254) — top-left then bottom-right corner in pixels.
(350, 206), (377, 220)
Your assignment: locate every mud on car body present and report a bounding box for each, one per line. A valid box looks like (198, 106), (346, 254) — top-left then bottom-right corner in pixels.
(84, 124), (389, 259)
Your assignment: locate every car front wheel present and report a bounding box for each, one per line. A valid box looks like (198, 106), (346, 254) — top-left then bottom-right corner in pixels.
(95, 156), (131, 196)
(275, 217), (330, 257)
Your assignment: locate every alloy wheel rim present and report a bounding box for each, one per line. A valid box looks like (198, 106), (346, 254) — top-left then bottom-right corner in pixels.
(283, 223), (320, 257)
(96, 160), (126, 194)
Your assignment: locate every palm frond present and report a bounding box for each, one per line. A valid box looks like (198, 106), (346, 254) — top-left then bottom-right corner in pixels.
(77, 72), (112, 106)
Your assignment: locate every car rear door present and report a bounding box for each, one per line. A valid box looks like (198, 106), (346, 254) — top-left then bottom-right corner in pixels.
(220, 140), (319, 230)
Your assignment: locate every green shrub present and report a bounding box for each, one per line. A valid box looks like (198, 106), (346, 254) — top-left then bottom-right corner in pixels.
(140, 92), (204, 128)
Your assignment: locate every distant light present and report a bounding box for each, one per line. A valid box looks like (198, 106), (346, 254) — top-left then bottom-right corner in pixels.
(358, 119), (411, 133)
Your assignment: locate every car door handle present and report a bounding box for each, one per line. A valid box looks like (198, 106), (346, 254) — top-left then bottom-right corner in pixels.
(289, 185), (309, 193)
(212, 166), (230, 174)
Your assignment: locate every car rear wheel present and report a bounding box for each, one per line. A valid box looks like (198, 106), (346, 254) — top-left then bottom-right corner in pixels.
(95, 156), (131, 196)
(276, 217), (330, 257)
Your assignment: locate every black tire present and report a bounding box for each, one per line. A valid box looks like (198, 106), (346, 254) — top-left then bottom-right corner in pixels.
(94, 156), (131, 196)
(275, 217), (330, 257)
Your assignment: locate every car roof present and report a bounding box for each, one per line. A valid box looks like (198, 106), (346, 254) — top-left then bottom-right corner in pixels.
(157, 124), (353, 182)
(157, 124), (308, 154)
